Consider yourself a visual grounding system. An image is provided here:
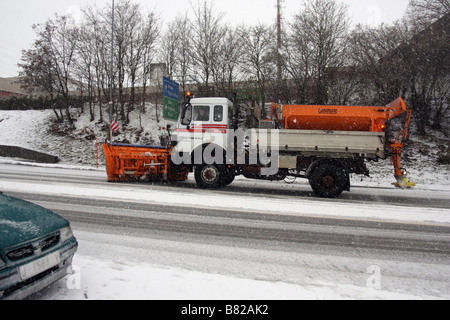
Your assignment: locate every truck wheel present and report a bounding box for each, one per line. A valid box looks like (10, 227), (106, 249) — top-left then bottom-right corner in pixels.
(195, 164), (226, 189)
(222, 170), (235, 187)
(309, 164), (349, 198)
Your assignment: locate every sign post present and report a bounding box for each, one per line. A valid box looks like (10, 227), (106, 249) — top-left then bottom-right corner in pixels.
(163, 76), (180, 121)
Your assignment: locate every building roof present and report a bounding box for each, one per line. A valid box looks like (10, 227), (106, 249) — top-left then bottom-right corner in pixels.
(0, 77), (25, 95)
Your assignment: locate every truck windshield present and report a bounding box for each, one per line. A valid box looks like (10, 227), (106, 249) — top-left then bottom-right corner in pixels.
(181, 103), (192, 125)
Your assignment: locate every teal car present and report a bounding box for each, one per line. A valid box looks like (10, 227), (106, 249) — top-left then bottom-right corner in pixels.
(0, 192), (78, 300)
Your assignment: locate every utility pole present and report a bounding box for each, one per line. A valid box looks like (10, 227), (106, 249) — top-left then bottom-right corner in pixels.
(276, 0), (284, 103)
(108, 0), (115, 143)
(276, 0), (283, 85)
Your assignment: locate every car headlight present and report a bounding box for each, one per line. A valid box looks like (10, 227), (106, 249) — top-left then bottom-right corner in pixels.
(60, 226), (74, 243)
(0, 255), (6, 269)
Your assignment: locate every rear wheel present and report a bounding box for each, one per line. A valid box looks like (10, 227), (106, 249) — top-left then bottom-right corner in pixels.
(195, 164), (226, 189)
(309, 163), (349, 198)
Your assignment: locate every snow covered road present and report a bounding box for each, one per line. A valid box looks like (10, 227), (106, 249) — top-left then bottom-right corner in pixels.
(1, 162), (449, 300)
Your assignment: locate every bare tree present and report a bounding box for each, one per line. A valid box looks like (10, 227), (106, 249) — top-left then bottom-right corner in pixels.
(432, 76), (450, 130)
(189, 0), (226, 95)
(326, 64), (361, 105)
(175, 15), (193, 94)
(82, 3), (118, 123)
(407, 0), (450, 26)
(285, 18), (314, 104)
(290, 0), (350, 104)
(349, 10), (449, 133)
(19, 40), (62, 121)
(404, 15), (450, 132)
(138, 12), (160, 129)
(404, 0), (450, 131)
(74, 23), (96, 122)
(160, 20), (180, 80)
(239, 24), (276, 114)
(110, 0), (140, 122)
(49, 15), (78, 126)
(161, 14), (193, 95)
(20, 15), (78, 125)
(348, 22), (410, 105)
(212, 26), (242, 97)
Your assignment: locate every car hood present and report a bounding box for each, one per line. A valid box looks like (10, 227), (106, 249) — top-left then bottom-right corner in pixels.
(0, 193), (69, 249)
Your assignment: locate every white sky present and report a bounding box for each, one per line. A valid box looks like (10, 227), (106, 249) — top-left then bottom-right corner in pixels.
(0, 0), (410, 78)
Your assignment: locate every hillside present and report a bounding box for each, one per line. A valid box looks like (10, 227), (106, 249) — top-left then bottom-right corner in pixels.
(0, 105), (165, 166)
(0, 105), (449, 190)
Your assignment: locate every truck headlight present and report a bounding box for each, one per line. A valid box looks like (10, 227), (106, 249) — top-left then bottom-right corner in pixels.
(60, 226), (74, 243)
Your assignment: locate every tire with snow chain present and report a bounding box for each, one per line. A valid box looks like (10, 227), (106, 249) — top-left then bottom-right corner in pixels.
(308, 163), (349, 198)
(195, 164), (226, 189)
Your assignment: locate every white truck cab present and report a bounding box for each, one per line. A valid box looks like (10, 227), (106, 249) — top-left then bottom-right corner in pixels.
(173, 97), (234, 165)
(178, 97), (233, 130)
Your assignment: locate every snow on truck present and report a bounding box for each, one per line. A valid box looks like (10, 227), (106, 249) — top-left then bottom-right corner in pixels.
(102, 93), (415, 198)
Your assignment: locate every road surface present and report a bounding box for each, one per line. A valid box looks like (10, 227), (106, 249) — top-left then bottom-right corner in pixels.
(0, 163), (449, 299)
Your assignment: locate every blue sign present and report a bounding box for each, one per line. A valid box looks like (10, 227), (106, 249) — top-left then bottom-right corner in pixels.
(163, 76), (179, 101)
(163, 77), (180, 121)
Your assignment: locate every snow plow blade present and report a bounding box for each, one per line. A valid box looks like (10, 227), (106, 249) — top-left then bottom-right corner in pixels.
(102, 143), (189, 182)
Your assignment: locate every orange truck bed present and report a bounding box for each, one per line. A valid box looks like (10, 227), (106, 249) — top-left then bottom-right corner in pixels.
(272, 98), (407, 132)
(271, 97), (415, 188)
(102, 143), (189, 182)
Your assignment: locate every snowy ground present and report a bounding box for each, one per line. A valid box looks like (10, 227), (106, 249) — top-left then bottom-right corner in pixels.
(1, 163), (447, 301)
(1, 108), (450, 301)
(1, 108), (449, 188)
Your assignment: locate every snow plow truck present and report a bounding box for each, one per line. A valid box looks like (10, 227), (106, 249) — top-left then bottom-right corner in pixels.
(102, 94), (415, 198)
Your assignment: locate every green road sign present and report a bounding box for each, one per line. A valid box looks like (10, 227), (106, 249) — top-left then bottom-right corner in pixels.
(163, 96), (180, 121)
(163, 77), (180, 121)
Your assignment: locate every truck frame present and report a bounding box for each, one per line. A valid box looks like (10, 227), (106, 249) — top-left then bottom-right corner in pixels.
(103, 94), (415, 198)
